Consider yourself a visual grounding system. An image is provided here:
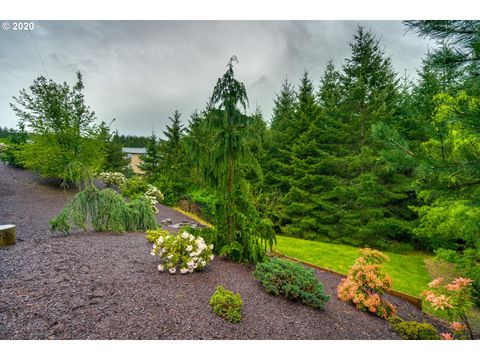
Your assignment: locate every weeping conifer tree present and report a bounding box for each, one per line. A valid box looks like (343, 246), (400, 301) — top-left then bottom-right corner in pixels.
(202, 56), (275, 264)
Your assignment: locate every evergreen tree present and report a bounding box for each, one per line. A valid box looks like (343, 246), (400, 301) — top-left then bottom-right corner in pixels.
(276, 28), (414, 248)
(264, 78), (297, 193)
(405, 20), (480, 73)
(340, 26), (399, 147)
(98, 122), (130, 174)
(156, 110), (190, 201)
(375, 21), (480, 302)
(112, 133), (150, 147)
(159, 110), (186, 173)
(201, 56), (275, 264)
(139, 133), (161, 177)
(282, 71), (328, 238)
(331, 27), (412, 248)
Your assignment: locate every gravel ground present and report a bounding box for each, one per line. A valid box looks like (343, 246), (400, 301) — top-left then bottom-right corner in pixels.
(0, 163), (448, 339)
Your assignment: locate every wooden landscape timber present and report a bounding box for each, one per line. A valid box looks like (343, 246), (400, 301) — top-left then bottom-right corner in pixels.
(0, 224), (16, 246)
(280, 254), (423, 309)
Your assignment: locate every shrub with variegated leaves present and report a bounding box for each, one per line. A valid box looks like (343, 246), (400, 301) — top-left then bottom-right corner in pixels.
(150, 229), (214, 274)
(145, 228), (169, 243)
(98, 171), (127, 188)
(337, 248), (396, 319)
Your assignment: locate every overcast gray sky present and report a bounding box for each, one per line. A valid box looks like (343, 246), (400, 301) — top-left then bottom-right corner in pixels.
(0, 20), (432, 136)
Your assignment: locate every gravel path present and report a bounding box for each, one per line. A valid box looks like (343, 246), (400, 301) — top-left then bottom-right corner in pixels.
(0, 164), (447, 339)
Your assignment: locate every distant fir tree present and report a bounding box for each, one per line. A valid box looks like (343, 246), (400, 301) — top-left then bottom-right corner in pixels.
(332, 27), (413, 248)
(159, 110), (185, 170)
(112, 133), (150, 148)
(340, 26), (400, 147)
(264, 77), (297, 193)
(280, 61), (348, 239)
(275, 27), (414, 249)
(157, 110), (190, 200)
(282, 71), (328, 238)
(98, 121), (130, 174)
(139, 133), (161, 177)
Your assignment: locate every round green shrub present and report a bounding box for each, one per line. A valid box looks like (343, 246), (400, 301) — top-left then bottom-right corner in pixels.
(253, 257), (330, 310)
(388, 316), (441, 340)
(209, 285), (243, 323)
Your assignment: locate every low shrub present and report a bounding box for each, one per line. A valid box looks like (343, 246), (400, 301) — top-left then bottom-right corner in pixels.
(50, 185), (158, 234)
(150, 230), (214, 274)
(388, 316), (440, 340)
(253, 257), (330, 310)
(145, 228), (170, 243)
(119, 176), (163, 213)
(121, 176), (149, 199)
(98, 171), (127, 188)
(220, 241), (244, 262)
(337, 248), (396, 319)
(209, 285), (243, 323)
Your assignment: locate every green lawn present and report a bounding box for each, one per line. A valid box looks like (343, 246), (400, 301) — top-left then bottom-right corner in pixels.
(274, 235), (433, 297)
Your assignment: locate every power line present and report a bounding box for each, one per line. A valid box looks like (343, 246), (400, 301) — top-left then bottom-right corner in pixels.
(28, 28), (49, 77)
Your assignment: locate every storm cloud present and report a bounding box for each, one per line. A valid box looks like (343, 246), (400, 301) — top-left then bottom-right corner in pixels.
(0, 20), (432, 136)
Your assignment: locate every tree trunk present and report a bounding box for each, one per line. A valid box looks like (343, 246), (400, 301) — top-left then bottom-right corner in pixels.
(227, 157), (234, 245)
(0, 225), (16, 246)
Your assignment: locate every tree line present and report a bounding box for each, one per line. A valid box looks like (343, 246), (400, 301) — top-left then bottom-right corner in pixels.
(1, 21), (478, 301)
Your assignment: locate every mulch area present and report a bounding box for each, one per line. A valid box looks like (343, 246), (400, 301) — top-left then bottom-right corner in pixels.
(0, 164), (449, 339)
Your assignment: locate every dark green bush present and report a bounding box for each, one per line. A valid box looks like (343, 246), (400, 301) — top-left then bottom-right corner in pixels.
(152, 175), (179, 206)
(220, 241), (244, 262)
(253, 257), (330, 309)
(186, 188), (217, 223)
(209, 285), (243, 323)
(388, 316), (441, 340)
(120, 176), (149, 199)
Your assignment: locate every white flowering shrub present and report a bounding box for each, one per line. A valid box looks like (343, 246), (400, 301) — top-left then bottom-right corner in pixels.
(0, 142), (7, 152)
(150, 230), (214, 274)
(98, 171), (127, 188)
(144, 184), (164, 213)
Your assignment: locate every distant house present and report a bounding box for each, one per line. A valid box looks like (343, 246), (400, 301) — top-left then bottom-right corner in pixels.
(122, 147), (146, 174)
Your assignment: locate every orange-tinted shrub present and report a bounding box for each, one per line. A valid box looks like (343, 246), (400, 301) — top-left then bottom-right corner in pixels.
(337, 248), (396, 319)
